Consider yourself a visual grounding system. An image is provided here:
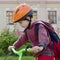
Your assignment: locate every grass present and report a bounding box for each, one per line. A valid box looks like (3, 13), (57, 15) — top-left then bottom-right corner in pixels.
(0, 56), (35, 60)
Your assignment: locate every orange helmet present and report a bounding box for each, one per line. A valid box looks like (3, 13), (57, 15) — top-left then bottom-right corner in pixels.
(13, 3), (33, 23)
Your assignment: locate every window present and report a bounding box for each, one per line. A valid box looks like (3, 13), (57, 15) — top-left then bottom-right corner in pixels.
(48, 11), (57, 24)
(33, 11), (37, 21)
(6, 11), (14, 25)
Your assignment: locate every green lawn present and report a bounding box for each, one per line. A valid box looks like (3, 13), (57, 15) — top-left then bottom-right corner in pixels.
(0, 56), (35, 60)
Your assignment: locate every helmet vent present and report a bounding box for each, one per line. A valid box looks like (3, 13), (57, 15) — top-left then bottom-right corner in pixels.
(22, 5), (24, 7)
(16, 9), (19, 13)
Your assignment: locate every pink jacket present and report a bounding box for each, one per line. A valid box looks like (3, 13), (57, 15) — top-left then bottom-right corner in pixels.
(13, 20), (54, 56)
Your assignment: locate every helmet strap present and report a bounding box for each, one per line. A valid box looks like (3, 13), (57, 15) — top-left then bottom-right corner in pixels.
(24, 19), (31, 32)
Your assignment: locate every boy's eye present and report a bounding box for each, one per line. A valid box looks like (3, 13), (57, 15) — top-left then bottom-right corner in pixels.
(19, 21), (23, 23)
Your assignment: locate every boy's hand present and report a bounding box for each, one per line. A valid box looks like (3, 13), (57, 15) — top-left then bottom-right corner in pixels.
(8, 46), (15, 51)
(31, 46), (43, 54)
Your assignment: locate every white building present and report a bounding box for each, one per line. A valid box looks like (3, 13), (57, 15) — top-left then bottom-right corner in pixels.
(0, 0), (60, 33)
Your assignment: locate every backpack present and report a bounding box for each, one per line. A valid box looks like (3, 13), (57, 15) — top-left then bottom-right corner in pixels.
(35, 21), (60, 42)
(35, 21), (60, 57)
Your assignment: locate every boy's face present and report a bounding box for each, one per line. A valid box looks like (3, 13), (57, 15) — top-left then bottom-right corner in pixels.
(19, 20), (29, 28)
(18, 16), (30, 28)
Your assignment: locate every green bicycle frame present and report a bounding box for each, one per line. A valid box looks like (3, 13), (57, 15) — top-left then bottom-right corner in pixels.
(12, 48), (26, 60)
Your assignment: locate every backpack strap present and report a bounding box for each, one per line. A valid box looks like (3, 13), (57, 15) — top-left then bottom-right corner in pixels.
(35, 23), (40, 34)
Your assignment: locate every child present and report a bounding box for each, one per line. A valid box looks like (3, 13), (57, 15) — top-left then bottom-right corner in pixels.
(8, 3), (54, 60)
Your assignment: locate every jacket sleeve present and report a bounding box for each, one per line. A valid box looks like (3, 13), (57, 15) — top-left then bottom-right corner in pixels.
(13, 32), (28, 48)
(38, 24), (51, 49)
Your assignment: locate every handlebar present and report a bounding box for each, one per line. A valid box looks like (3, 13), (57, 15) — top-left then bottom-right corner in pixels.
(11, 48), (33, 60)
(12, 48), (25, 60)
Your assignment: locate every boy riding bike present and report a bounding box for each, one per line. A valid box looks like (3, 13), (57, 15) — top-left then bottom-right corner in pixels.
(8, 3), (60, 60)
